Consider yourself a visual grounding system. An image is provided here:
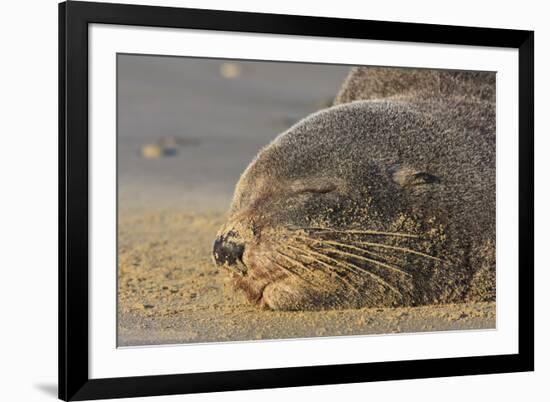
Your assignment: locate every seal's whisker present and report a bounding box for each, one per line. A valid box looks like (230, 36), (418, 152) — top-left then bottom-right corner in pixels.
(290, 226), (420, 239)
(279, 245), (363, 295)
(345, 247), (409, 266)
(265, 254), (317, 287)
(319, 243), (409, 266)
(282, 243), (366, 284)
(311, 241), (412, 278)
(284, 243), (360, 277)
(273, 250), (310, 273)
(294, 235), (448, 265)
(284, 243), (402, 296)
(351, 241), (449, 264)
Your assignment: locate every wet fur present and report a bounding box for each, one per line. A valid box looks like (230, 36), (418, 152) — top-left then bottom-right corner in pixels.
(216, 67), (496, 310)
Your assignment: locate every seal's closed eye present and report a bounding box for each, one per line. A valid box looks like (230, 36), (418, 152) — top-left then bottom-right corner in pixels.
(411, 172), (440, 185)
(389, 165), (440, 187)
(289, 180), (338, 195)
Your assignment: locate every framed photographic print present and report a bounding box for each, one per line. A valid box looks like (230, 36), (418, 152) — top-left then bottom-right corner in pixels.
(59, 1), (534, 400)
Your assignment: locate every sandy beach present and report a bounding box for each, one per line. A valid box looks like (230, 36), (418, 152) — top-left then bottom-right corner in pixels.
(117, 55), (495, 347)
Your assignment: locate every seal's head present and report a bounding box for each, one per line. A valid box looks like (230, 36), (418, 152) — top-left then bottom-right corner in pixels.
(213, 96), (495, 311)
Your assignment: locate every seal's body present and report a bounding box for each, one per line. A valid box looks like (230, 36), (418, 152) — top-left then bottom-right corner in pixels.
(213, 67), (496, 311)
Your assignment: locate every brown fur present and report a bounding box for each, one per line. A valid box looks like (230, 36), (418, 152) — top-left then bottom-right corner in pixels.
(215, 66), (496, 311)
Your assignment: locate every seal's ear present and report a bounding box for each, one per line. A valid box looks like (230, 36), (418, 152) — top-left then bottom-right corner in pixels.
(389, 165), (440, 187)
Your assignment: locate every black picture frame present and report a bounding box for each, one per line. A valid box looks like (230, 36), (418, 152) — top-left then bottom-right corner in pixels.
(59, 1), (534, 400)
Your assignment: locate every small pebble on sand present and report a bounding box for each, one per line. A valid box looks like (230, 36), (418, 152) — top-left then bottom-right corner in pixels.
(219, 63), (242, 79)
(141, 143), (178, 158)
(141, 144), (162, 159)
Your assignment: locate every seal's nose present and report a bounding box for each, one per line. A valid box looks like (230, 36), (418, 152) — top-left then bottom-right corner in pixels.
(213, 233), (245, 267)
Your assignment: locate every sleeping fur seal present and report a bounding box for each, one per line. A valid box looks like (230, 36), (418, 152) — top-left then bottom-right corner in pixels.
(213, 66), (496, 311)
